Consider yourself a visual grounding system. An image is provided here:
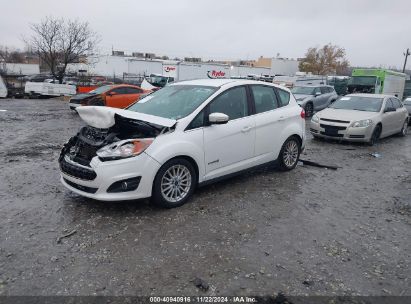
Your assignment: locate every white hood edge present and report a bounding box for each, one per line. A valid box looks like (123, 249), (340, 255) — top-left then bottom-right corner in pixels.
(76, 106), (176, 129)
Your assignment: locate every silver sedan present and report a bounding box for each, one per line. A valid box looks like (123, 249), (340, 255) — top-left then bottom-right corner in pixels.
(310, 94), (409, 145)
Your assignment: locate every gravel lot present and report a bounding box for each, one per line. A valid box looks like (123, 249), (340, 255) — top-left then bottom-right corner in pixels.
(0, 98), (409, 296)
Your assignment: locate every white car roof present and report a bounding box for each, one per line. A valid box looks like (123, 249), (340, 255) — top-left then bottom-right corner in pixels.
(171, 78), (288, 90)
(346, 93), (392, 98)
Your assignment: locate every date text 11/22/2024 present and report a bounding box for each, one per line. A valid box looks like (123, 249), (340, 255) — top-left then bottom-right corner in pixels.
(149, 296), (257, 303)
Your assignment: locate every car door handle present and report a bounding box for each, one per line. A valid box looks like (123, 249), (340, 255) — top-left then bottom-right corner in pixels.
(278, 116), (285, 121)
(241, 126), (252, 133)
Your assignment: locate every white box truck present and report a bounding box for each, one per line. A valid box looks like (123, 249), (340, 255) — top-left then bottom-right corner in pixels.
(348, 69), (407, 99)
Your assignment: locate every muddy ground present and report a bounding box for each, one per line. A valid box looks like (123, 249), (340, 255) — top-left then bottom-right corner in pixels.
(0, 98), (409, 296)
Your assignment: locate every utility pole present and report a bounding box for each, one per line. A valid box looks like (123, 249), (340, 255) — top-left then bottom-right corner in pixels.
(403, 48), (410, 73)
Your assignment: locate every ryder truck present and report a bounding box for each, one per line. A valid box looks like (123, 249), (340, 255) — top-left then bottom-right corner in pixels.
(348, 69), (407, 99)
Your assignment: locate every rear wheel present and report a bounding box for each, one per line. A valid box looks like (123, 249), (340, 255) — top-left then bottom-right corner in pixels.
(151, 158), (197, 208)
(305, 103), (314, 117)
(369, 125), (381, 146)
(278, 137), (301, 171)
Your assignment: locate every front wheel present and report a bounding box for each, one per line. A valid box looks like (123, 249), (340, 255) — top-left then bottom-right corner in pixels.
(151, 158), (197, 208)
(278, 137), (301, 171)
(399, 120), (408, 137)
(368, 125), (381, 146)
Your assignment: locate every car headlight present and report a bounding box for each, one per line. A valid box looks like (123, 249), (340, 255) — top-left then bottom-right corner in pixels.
(311, 114), (319, 123)
(351, 119), (373, 128)
(97, 138), (153, 160)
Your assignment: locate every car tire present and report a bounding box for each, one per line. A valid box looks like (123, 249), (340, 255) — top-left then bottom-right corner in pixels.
(305, 102), (314, 117)
(399, 119), (408, 137)
(368, 124), (381, 146)
(151, 158), (197, 208)
(278, 137), (301, 171)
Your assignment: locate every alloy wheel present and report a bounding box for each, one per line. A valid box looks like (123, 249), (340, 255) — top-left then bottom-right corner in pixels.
(283, 140), (299, 168)
(402, 121), (408, 136)
(160, 164), (192, 203)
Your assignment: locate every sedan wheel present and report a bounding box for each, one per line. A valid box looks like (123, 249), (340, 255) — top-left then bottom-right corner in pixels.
(152, 158), (197, 208)
(399, 120), (408, 137)
(369, 125), (381, 146)
(278, 137), (301, 171)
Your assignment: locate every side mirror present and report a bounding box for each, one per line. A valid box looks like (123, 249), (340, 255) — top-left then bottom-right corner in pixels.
(384, 107), (395, 113)
(209, 112), (229, 125)
(315, 92), (321, 96)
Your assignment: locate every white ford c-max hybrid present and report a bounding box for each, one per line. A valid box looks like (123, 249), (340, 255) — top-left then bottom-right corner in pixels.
(59, 79), (306, 208)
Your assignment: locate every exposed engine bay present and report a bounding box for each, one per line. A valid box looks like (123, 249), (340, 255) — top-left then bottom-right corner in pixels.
(59, 114), (170, 168)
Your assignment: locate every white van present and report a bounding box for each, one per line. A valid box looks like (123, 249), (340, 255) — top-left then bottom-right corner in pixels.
(0, 75), (7, 98)
(25, 82), (76, 98)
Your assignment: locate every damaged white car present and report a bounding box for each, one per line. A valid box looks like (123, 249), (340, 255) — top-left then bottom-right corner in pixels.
(59, 79), (306, 208)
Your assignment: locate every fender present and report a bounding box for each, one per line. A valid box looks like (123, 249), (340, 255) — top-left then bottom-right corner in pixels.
(144, 131), (206, 182)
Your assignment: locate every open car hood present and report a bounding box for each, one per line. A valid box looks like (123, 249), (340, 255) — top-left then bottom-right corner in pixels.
(77, 106), (176, 129)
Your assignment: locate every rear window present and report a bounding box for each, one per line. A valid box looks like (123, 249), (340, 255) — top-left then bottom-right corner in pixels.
(251, 85), (279, 113)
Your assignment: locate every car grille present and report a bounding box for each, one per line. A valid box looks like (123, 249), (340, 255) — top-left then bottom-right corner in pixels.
(349, 135), (365, 139)
(320, 118), (350, 124)
(60, 156), (97, 180)
(320, 123), (346, 138)
(63, 178), (98, 194)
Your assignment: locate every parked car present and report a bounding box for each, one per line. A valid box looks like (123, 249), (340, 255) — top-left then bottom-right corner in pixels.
(403, 97), (411, 124)
(59, 79), (306, 208)
(68, 84), (149, 110)
(310, 94), (409, 145)
(291, 85), (338, 117)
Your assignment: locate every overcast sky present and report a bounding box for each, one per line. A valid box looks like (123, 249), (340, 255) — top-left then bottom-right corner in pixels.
(1, 0), (410, 68)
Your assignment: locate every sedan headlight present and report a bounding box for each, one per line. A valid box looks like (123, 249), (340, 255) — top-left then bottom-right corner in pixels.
(97, 138), (153, 160)
(351, 119), (373, 128)
(311, 114), (319, 123)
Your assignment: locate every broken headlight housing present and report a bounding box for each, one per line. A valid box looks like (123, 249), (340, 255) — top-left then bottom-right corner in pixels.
(351, 119), (373, 128)
(97, 139), (153, 161)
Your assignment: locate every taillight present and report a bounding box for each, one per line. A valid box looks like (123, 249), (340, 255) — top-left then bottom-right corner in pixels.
(300, 109), (306, 119)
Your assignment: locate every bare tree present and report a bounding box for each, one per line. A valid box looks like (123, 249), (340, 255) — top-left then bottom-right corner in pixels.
(299, 43), (349, 75)
(28, 17), (99, 83)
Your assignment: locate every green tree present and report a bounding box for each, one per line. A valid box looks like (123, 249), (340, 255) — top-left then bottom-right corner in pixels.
(299, 43), (349, 75)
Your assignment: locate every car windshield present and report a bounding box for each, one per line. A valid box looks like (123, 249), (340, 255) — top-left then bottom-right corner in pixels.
(404, 98), (411, 105)
(89, 85), (114, 94)
(329, 96), (383, 112)
(127, 85), (218, 119)
(291, 87), (315, 95)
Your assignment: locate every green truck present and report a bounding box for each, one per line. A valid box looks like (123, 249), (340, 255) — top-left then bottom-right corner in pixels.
(348, 69), (407, 99)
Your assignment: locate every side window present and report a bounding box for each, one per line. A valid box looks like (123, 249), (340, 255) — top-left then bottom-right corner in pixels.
(327, 87), (334, 93)
(126, 87), (143, 94)
(277, 88), (290, 107)
(251, 85), (279, 113)
(320, 87), (328, 94)
(314, 87), (321, 95)
(187, 111), (205, 130)
(384, 99), (394, 110)
(209, 86), (248, 120)
(110, 87), (127, 94)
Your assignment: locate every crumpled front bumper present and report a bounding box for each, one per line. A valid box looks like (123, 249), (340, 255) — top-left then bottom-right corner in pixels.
(60, 152), (161, 201)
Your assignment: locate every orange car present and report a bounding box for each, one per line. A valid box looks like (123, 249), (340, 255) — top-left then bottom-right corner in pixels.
(68, 84), (150, 110)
